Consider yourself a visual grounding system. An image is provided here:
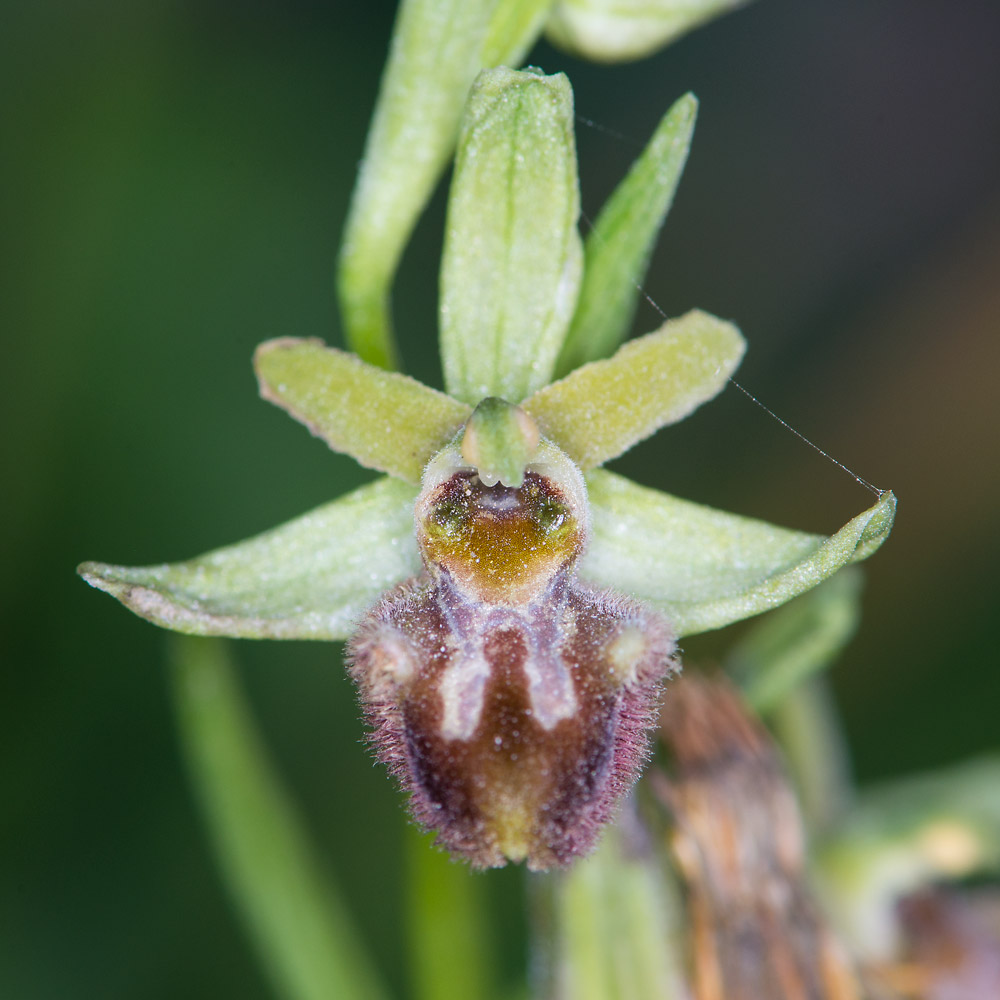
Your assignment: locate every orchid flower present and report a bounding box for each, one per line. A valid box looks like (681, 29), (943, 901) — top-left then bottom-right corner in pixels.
(80, 66), (893, 870)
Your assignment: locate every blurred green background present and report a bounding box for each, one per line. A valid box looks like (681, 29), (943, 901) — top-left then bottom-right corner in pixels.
(3, 1), (999, 996)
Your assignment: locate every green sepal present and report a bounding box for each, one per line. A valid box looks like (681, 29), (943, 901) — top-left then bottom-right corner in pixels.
(337, 0), (497, 369)
(545, 0), (751, 64)
(78, 477), (421, 641)
(581, 471), (895, 637)
(557, 94), (697, 374)
(255, 338), (470, 484)
(526, 309), (744, 469)
(440, 67), (583, 404)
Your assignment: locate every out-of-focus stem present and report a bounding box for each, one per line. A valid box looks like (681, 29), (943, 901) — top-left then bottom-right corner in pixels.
(772, 676), (855, 836)
(541, 805), (686, 1000)
(406, 825), (496, 1000)
(170, 635), (388, 1000)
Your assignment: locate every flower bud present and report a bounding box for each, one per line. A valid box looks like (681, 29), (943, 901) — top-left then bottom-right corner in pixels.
(546, 0), (750, 65)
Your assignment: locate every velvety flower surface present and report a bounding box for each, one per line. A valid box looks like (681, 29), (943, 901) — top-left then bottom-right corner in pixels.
(80, 67), (894, 868)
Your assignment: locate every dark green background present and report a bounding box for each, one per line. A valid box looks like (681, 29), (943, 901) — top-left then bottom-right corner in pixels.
(3, 1), (999, 996)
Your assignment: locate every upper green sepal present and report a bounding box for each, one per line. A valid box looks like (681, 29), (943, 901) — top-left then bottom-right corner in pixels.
(255, 338), (470, 484)
(582, 473), (895, 637)
(482, 0), (558, 67)
(78, 477), (421, 641)
(440, 67), (583, 404)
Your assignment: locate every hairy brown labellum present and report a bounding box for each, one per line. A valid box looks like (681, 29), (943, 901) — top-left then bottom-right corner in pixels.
(348, 438), (677, 869)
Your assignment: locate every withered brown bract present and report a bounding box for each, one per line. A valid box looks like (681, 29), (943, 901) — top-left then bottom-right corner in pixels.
(656, 674), (861, 1000)
(349, 434), (677, 870)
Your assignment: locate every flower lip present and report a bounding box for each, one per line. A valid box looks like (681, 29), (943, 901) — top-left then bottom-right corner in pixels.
(349, 561), (678, 870)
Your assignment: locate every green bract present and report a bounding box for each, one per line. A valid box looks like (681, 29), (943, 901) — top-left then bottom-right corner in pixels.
(80, 66), (893, 646)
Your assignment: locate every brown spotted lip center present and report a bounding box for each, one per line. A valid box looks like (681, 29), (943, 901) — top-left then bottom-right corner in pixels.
(417, 471), (585, 606)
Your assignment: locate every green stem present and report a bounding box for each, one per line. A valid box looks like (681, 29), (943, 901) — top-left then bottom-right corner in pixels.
(170, 635), (389, 1000)
(406, 825), (496, 1000)
(542, 809), (686, 1000)
(771, 677), (854, 835)
(336, 0), (497, 369)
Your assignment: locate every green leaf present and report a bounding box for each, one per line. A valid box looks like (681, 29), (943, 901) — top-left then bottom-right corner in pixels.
(547, 815), (686, 1000)
(556, 94), (697, 374)
(440, 67), (583, 404)
(78, 477), (421, 641)
(581, 471), (895, 636)
(525, 309), (744, 469)
(337, 0), (497, 369)
(405, 827), (496, 1000)
(727, 568), (864, 713)
(255, 338), (470, 484)
(482, 0), (557, 67)
(170, 636), (390, 1000)
(545, 0), (751, 64)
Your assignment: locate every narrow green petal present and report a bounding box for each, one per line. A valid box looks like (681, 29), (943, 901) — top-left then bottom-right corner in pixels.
(557, 94), (697, 374)
(171, 637), (390, 1000)
(581, 470), (895, 637)
(255, 338), (470, 484)
(337, 0), (497, 369)
(78, 477), (421, 641)
(545, 0), (751, 64)
(727, 568), (864, 713)
(525, 310), (744, 469)
(440, 67), (583, 404)
(482, 0), (557, 67)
